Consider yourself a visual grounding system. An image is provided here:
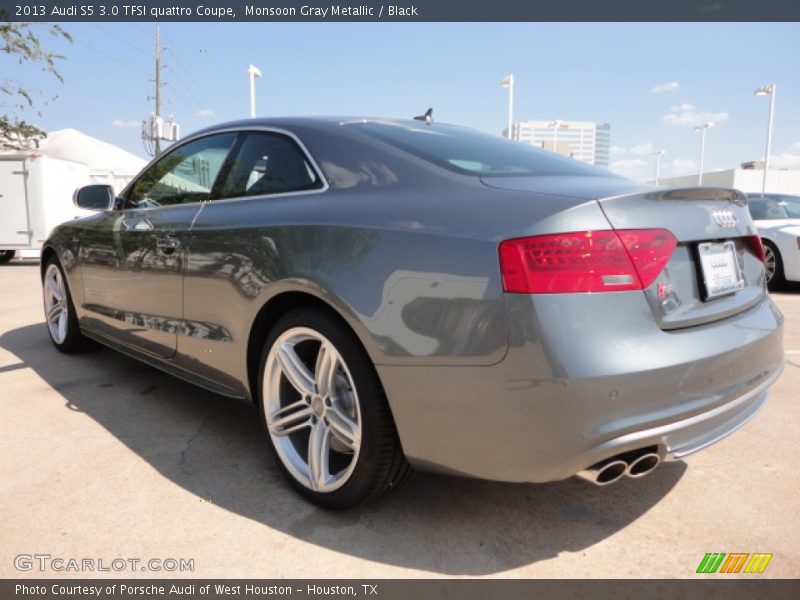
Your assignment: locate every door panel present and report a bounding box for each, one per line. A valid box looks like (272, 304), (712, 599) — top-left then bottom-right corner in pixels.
(79, 205), (201, 357)
(0, 160), (30, 246)
(78, 133), (238, 357)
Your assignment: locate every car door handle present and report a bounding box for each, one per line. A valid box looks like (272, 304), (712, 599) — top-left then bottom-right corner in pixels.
(156, 237), (181, 253)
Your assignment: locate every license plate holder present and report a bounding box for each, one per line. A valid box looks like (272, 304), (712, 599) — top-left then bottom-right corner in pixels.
(697, 241), (744, 300)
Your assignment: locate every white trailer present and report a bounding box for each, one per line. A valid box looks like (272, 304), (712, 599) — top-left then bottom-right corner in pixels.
(1, 154), (94, 260)
(0, 129), (145, 262)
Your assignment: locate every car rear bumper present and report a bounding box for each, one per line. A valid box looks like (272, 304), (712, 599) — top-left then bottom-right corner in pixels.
(377, 294), (785, 483)
(563, 363), (780, 477)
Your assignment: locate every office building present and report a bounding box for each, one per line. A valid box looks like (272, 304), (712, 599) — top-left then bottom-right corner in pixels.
(505, 120), (611, 168)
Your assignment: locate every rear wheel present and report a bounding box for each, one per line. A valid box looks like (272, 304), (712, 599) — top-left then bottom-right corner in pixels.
(42, 257), (97, 353)
(0, 250), (15, 264)
(763, 241), (786, 290)
(257, 308), (411, 508)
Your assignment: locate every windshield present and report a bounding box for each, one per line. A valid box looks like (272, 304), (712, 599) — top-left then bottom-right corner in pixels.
(348, 121), (615, 178)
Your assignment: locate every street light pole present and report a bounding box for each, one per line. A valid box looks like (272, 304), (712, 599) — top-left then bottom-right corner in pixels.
(693, 122), (714, 185)
(549, 120), (563, 154)
(651, 149), (665, 185)
(248, 64), (262, 118)
(501, 74), (514, 139)
(754, 84), (777, 194)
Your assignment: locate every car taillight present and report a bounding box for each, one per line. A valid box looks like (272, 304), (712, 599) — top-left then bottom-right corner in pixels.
(498, 229), (677, 294)
(744, 235), (766, 262)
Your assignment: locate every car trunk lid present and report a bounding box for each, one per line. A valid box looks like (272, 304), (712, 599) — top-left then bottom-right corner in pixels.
(482, 177), (767, 330)
(597, 187), (765, 329)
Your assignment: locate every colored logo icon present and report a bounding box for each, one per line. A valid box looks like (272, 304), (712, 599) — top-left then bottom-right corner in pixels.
(696, 553), (773, 574)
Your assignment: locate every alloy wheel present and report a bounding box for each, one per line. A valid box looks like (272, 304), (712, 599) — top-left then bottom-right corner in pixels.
(43, 263), (68, 344)
(764, 245), (776, 283)
(263, 327), (362, 493)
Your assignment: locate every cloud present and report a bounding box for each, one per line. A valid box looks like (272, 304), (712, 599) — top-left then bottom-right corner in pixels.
(612, 157), (698, 182)
(111, 119), (139, 128)
(770, 152), (800, 170)
(629, 142), (656, 156)
(196, 109), (215, 119)
(610, 158), (649, 182)
(651, 81), (680, 94)
(663, 104), (729, 127)
(611, 142), (656, 156)
(670, 158), (697, 176)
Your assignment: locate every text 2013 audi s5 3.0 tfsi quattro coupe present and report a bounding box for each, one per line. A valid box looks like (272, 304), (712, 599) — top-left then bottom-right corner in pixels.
(41, 118), (784, 508)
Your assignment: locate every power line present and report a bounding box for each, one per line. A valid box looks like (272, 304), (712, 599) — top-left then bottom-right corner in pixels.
(157, 29), (208, 92)
(91, 23), (150, 58)
(83, 24), (226, 122)
(164, 81), (203, 117)
(73, 39), (150, 76)
(158, 28), (227, 119)
(169, 59), (219, 117)
(129, 22), (150, 37)
(164, 64), (206, 113)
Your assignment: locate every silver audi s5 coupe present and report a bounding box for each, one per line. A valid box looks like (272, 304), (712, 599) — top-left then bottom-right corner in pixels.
(42, 118), (785, 507)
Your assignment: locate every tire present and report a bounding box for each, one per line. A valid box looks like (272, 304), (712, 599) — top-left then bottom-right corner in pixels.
(0, 250), (15, 264)
(257, 307), (412, 508)
(763, 241), (786, 290)
(42, 257), (97, 353)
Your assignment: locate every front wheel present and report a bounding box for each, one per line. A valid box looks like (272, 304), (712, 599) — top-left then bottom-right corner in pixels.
(257, 308), (411, 508)
(0, 250), (15, 264)
(42, 258), (97, 353)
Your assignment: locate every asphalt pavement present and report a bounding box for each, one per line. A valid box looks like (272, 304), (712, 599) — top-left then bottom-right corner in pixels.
(1, 260), (798, 578)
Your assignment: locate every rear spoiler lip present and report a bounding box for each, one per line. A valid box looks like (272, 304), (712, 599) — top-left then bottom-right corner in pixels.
(598, 186), (748, 207)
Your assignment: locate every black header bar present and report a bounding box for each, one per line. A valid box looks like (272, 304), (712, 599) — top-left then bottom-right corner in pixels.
(1, 0), (800, 22)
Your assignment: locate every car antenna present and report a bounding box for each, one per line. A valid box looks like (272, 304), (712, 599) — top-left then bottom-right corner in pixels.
(414, 108), (433, 124)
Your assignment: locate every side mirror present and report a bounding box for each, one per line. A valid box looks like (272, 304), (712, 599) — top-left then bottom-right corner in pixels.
(73, 185), (117, 211)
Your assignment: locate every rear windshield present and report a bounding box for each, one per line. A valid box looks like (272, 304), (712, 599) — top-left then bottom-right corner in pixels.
(348, 121), (612, 178)
(748, 195), (800, 220)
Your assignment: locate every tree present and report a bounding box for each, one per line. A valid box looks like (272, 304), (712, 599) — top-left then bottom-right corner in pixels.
(1, 18), (72, 150)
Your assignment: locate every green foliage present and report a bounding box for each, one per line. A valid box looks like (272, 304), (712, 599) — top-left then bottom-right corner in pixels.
(0, 18), (72, 149)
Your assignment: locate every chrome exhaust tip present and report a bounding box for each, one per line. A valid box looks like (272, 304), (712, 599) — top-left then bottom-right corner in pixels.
(626, 452), (661, 478)
(577, 459), (628, 486)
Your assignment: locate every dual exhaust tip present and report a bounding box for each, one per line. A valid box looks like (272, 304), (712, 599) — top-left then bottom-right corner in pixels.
(577, 448), (661, 486)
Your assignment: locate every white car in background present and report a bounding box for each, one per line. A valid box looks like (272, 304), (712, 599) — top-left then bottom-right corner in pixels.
(747, 193), (800, 288)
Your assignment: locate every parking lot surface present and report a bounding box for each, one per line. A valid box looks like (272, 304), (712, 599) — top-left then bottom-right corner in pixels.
(1, 261), (798, 578)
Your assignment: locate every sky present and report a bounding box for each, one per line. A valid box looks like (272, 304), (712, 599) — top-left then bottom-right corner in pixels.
(5, 21), (800, 183)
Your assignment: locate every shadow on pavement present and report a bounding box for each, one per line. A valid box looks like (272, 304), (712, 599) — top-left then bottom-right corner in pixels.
(2, 259), (41, 267)
(773, 281), (800, 294)
(1, 322), (686, 575)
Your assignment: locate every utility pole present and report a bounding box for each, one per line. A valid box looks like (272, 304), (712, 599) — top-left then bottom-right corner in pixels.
(153, 26), (164, 154)
(141, 26), (180, 156)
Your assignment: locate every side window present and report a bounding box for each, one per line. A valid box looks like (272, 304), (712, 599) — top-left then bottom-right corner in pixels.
(127, 133), (237, 208)
(213, 132), (322, 200)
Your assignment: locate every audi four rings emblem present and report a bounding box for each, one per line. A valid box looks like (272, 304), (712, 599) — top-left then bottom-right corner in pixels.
(712, 210), (738, 229)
